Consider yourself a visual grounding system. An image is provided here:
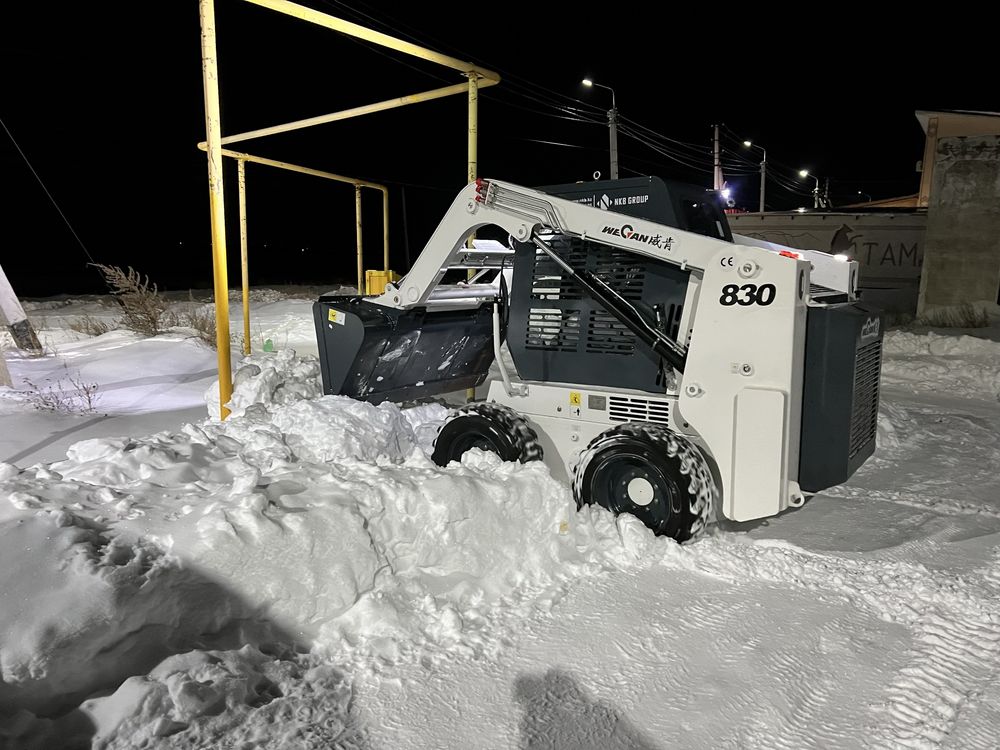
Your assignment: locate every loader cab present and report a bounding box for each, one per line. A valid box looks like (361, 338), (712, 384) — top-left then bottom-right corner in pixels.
(538, 176), (733, 242)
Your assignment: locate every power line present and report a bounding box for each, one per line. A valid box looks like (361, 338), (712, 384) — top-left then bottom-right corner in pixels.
(618, 126), (716, 174)
(1, 114), (98, 267)
(318, 0), (607, 119)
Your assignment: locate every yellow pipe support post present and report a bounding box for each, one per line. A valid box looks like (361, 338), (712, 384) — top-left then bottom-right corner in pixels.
(355, 186), (364, 294)
(242, 0), (500, 81)
(218, 84), (487, 147)
(466, 73), (479, 403)
(237, 160), (251, 355)
(382, 188), (390, 271)
(199, 0), (233, 419)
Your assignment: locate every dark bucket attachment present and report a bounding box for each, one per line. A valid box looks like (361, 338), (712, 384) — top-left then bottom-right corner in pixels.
(313, 296), (496, 404)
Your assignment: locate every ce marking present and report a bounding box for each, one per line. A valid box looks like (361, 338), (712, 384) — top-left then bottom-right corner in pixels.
(720, 256), (735, 268)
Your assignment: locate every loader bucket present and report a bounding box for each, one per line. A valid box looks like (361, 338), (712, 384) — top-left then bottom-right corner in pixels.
(313, 296), (495, 404)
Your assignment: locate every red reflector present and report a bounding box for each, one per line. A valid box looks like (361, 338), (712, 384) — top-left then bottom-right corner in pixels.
(779, 250), (800, 259)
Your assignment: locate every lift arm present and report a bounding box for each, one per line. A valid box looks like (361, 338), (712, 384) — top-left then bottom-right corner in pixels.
(374, 178), (858, 311)
(373, 179), (737, 310)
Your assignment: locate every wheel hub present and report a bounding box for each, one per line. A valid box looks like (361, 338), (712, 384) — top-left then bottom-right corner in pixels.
(626, 476), (655, 506)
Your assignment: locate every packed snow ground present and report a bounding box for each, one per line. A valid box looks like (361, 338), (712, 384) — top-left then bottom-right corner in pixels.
(1, 293), (999, 749)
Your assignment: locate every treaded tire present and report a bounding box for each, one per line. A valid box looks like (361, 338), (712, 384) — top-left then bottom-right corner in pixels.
(572, 423), (717, 543)
(432, 402), (543, 466)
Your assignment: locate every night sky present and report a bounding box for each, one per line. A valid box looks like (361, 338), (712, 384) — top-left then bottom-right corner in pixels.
(2, 2), (994, 297)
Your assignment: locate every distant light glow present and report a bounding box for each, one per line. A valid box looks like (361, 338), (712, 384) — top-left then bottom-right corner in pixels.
(721, 188), (731, 200)
(582, 78), (593, 87)
(834, 253), (850, 262)
(796, 207), (807, 213)
(798, 169), (809, 178)
(743, 140), (752, 147)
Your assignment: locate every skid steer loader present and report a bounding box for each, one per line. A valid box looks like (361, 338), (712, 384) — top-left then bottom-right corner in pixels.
(314, 176), (883, 541)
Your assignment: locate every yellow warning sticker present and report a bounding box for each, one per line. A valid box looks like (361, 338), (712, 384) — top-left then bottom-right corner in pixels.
(569, 391), (582, 406)
(328, 309), (345, 325)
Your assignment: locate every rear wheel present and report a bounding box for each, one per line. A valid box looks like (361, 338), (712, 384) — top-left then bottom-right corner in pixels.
(432, 402), (543, 466)
(573, 423), (716, 542)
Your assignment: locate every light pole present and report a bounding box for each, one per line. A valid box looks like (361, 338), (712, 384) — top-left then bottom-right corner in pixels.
(799, 169), (821, 208)
(582, 78), (618, 179)
(743, 140), (767, 213)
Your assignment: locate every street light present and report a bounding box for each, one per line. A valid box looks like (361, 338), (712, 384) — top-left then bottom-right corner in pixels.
(743, 140), (767, 213)
(582, 78), (619, 180)
(799, 169), (821, 208)
(857, 190), (872, 203)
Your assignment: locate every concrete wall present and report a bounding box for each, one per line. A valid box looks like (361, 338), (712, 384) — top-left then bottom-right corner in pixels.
(917, 135), (1000, 314)
(729, 211), (926, 313)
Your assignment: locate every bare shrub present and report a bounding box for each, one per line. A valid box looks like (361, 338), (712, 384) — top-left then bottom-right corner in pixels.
(917, 303), (989, 329)
(24, 366), (101, 414)
(91, 264), (173, 336)
(67, 313), (117, 336)
(178, 305), (217, 348)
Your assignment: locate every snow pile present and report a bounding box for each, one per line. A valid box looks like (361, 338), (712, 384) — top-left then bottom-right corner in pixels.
(882, 330), (1000, 400)
(0, 352), (640, 745)
(205, 348), (322, 419)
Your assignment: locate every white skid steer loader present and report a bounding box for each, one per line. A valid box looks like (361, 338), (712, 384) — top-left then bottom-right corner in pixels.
(314, 177), (883, 541)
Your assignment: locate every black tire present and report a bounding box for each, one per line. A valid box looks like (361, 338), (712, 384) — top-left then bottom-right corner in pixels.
(572, 423), (717, 543)
(431, 402), (543, 466)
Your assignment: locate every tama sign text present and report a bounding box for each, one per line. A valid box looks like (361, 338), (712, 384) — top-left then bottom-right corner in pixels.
(601, 223), (674, 251)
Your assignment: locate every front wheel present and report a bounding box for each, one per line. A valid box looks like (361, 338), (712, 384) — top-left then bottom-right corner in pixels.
(431, 402), (543, 466)
(573, 423), (717, 542)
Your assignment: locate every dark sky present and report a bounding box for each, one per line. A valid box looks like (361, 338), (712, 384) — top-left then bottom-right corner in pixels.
(2, 2), (994, 297)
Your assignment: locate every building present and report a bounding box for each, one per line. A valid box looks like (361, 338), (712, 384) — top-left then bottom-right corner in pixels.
(915, 110), (1000, 315)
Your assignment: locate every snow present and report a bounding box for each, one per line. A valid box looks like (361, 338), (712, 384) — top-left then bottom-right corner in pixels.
(2, 293), (1000, 748)
(882, 329), (1000, 400)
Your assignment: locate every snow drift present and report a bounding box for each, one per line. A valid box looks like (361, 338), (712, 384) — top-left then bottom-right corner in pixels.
(1, 350), (636, 747)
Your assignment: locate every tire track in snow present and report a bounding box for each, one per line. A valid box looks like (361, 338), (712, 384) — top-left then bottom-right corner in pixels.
(825, 486), (1000, 521)
(660, 534), (1000, 749)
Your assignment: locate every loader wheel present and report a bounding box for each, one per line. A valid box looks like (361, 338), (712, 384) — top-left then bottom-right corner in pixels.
(573, 423), (717, 543)
(432, 402), (543, 466)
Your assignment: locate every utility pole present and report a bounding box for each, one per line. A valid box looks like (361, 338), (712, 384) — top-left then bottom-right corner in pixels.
(608, 105), (619, 180)
(758, 158), (766, 213)
(713, 124), (723, 190)
(582, 79), (618, 179)
(742, 140), (767, 212)
(823, 178), (832, 208)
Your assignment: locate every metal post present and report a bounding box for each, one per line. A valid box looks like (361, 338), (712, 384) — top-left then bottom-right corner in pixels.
(466, 73), (479, 402)
(759, 157), (766, 213)
(381, 188), (389, 271)
(199, 0), (233, 419)
(237, 159), (251, 355)
(355, 185), (364, 294)
(468, 73), (478, 188)
(609, 106), (619, 180)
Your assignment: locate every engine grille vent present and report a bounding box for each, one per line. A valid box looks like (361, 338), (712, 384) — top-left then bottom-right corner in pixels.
(608, 395), (671, 425)
(849, 340), (882, 458)
(586, 311), (637, 354)
(525, 308), (581, 351)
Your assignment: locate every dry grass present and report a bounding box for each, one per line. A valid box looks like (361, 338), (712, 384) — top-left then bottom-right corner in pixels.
(916, 302), (989, 329)
(178, 306), (217, 348)
(91, 264), (173, 336)
(67, 313), (118, 337)
(24, 366), (101, 414)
